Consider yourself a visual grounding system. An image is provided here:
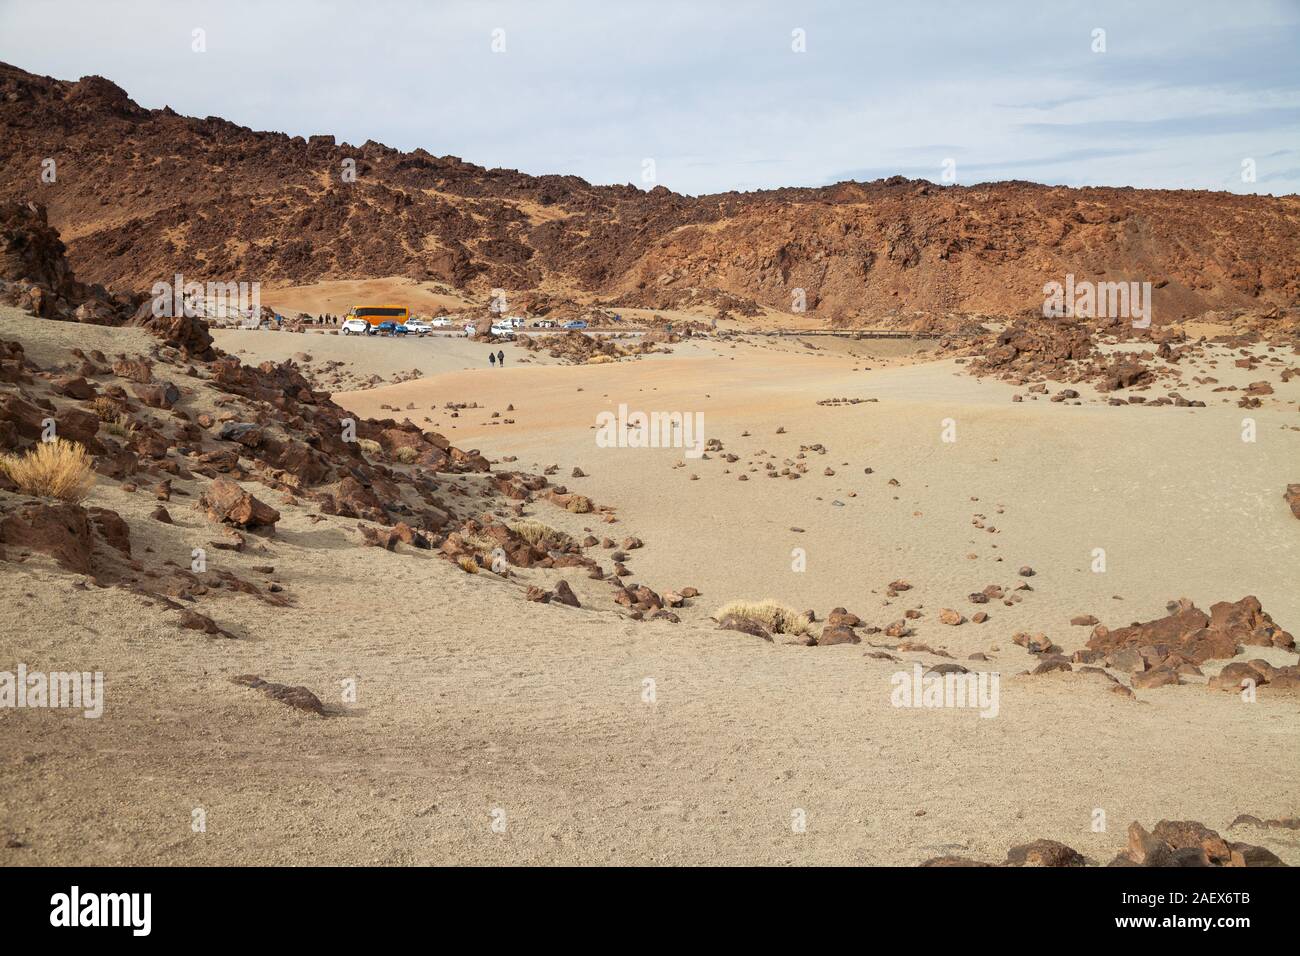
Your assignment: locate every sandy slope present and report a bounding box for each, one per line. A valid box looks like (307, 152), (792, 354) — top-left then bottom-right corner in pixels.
(1, 314), (1298, 866)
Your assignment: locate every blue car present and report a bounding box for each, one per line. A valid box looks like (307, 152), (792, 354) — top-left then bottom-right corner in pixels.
(564, 320), (588, 330)
(376, 321), (405, 335)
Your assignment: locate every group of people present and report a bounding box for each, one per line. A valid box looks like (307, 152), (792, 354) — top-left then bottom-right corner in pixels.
(488, 349), (506, 367)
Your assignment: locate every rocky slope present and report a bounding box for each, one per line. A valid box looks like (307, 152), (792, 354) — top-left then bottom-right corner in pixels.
(0, 198), (637, 630)
(2, 61), (1299, 324)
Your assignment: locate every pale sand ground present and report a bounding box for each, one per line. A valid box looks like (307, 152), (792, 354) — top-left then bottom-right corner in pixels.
(211, 326), (569, 379)
(1, 311), (1298, 865)
(260, 277), (474, 318)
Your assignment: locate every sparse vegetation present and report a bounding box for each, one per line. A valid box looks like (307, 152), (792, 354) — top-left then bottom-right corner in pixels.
(461, 532), (499, 554)
(104, 413), (135, 439)
(91, 396), (123, 421)
(393, 446), (420, 464)
(508, 519), (572, 549)
(455, 555), (480, 574)
(357, 438), (382, 457)
(0, 439), (97, 502)
(713, 599), (813, 636)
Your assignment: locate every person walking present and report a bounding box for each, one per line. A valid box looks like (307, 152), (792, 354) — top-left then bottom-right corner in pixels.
(489, 352), (496, 368)
(497, 349), (505, 367)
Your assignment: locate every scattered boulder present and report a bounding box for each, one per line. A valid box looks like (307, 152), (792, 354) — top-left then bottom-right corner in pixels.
(199, 477), (280, 532)
(718, 614), (772, 642)
(230, 674), (325, 716)
(1286, 484), (1300, 520)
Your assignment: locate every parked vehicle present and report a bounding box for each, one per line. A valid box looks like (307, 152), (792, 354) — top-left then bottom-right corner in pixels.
(376, 321), (403, 335)
(346, 304), (409, 329)
(463, 322), (477, 336)
(404, 319), (432, 335)
(430, 317), (452, 328)
(490, 321), (515, 339)
(341, 318), (371, 335)
(564, 320), (588, 330)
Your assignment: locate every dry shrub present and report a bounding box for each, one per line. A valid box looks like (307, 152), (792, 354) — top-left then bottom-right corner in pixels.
(461, 532), (498, 553)
(713, 599), (812, 636)
(104, 413), (135, 439)
(586, 354), (615, 364)
(565, 495), (593, 514)
(91, 396), (122, 421)
(357, 438), (382, 457)
(0, 439), (97, 502)
(455, 555), (479, 574)
(393, 446), (420, 464)
(509, 519), (572, 549)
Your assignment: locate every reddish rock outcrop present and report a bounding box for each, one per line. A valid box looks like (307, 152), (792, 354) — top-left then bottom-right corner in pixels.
(1087, 596), (1293, 670)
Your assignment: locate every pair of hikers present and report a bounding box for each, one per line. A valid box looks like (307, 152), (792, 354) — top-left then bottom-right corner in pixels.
(488, 349), (505, 367)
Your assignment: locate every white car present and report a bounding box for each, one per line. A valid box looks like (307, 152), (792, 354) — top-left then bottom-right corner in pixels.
(430, 317), (452, 328)
(340, 318), (370, 335)
(490, 322), (516, 340)
(404, 319), (432, 335)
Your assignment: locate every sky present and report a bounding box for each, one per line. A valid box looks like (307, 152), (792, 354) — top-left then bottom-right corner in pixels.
(1, 0), (1298, 196)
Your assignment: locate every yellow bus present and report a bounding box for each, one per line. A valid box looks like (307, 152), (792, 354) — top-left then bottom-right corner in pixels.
(348, 305), (409, 328)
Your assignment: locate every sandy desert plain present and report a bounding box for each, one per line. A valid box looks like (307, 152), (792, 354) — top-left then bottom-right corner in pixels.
(1, 276), (1298, 867)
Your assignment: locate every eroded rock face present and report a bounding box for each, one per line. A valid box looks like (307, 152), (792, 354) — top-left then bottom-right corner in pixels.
(0, 201), (81, 306)
(0, 499), (95, 573)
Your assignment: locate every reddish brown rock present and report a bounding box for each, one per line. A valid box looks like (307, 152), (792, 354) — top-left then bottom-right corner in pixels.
(550, 579), (581, 607)
(0, 500), (95, 574)
(1130, 666), (1181, 690)
(87, 506), (130, 556)
(230, 674), (325, 716)
(818, 624), (860, 646)
(1085, 598), (1286, 666)
(1207, 595), (1295, 651)
(199, 477), (280, 531)
(1004, 839), (1086, 867)
(1286, 484), (1300, 520)
(131, 381), (180, 409)
(177, 609), (232, 638)
(1208, 661), (1270, 692)
(718, 614), (772, 642)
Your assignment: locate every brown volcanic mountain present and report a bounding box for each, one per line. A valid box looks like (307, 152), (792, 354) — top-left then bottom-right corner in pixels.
(2, 61), (1298, 323)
